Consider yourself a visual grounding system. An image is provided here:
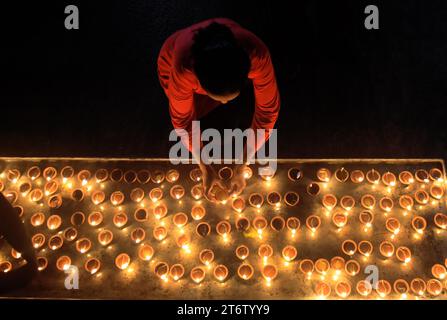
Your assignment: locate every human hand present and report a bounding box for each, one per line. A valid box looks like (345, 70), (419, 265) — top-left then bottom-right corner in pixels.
(228, 164), (248, 197)
(200, 164), (229, 203)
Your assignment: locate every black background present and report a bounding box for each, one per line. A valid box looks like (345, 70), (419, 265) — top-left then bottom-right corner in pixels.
(2, 1), (447, 159)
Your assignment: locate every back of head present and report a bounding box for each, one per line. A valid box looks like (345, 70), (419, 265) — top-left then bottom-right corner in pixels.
(192, 22), (251, 96)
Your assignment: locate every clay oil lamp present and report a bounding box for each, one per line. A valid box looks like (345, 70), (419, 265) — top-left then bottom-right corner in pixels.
(358, 241), (373, 257)
(71, 188), (84, 202)
(137, 169), (151, 184)
(376, 280), (392, 298)
(115, 253), (131, 270)
(299, 259), (314, 278)
(330, 256), (345, 280)
(30, 212), (45, 227)
(37, 257), (48, 271)
(270, 216), (285, 232)
(429, 168), (443, 182)
(153, 203), (168, 220)
(196, 222), (211, 237)
(48, 194), (62, 209)
(317, 168), (331, 182)
(350, 170), (365, 183)
(284, 191), (299, 206)
(47, 215), (62, 230)
(44, 180), (58, 196)
(64, 227), (78, 241)
(237, 264), (254, 280)
(253, 216), (268, 238)
(176, 234), (191, 253)
(411, 216), (427, 234)
(98, 229), (113, 246)
(396, 246), (412, 264)
(124, 170), (137, 184)
(94, 168), (108, 183)
(258, 244), (273, 264)
(314, 281), (331, 299)
(4, 190), (18, 204)
(199, 249), (215, 266)
(110, 169), (123, 182)
(262, 264), (278, 285)
(334, 167), (349, 182)
(399, 195), (414, 211)
(153, 226), (168, 241)
(27, 166), (41, 181)
(382, 172), (397, 187)
(43, 167), (57, 181)
(78, 170), (91, 186)
(6, 169), (21, 183)
(249, 193), (264, 208)
(113, 212), (128, 228)
(286, 217), (301, 237)
(322, 194), (337, 211)
(315, 258), (330, 276)
(110, 191), (125, 206)
(414, 190), (429, 205)
(216, 220), (232, 242)
(366, 169), (380, 184)
(359, 210), (374, 231)
(130, 227), (146, 244)
(307, 183), (320, 196)
(431, 264), (447, 280)
(189, 168), (202, 182)
(138, 244), (154, 261)
(242, 166), (253, 179)
(149, 187), (163, 203)
(76, 238), (92, 254)
(61, 166), (74, 183)
(218, 167), (233, 181)
(399, 171), (414, 185)
(260, 166), (275, 181)
(379, 197), (394, 212)
(214, 265), (229, 282)
(379, 241), (395, 258)
(91, 190), (105, 205)
(385, 217), (401, 235)
(190, 267), (206, 284)
(134, 208), (148, 222)
(360, 194), (375, 210)
(169, 264), (185, 281)
(154, 262), (169, 281)
(191, 184), (204, 200)
(29, 189), (44, 202)
(235, 245), (249, 260)
(345, 260), (361, 276)
(56, 256), (71, 271)
(410, 278), (426, 296)
(415, 169), (429, 183)
(335, 281), (351, 298)
(191, 204), (206, 220)
(19, 182), (32, 197)
(231, 197), (245, 213)
(430, 185), (444, 200)
(427, 279), (442, 296)
(340, 195), (355, 211)
(170, 185), (185, 200)
(267, 191), (282, 207)
(70, 211), (85, 227)
(306, 215), (321, 235)
(130, 188), (145, 203)
(288, 167), (303, 182)
(356, 280), (372, 297)
(341, 240), (357, 256)
(434, 213), (447, 229)
(173, 212), (189, 229)
(282, 245), (297, 262)
(85, 258), (101, 275)
(332, 209), (348, 229)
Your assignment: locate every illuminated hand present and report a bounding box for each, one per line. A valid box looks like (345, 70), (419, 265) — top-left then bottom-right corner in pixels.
(200, 164), (228, 203)
(228, 164), (248, 196)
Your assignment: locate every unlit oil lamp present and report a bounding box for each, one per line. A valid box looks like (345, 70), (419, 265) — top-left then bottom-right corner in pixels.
(37, 257), (48, 271)
(399, 195), (414, 211)
(76, 238), (92, 254)
(48, 235), (63, 250)
(335, 167), (349, 182)
(44, 180), (58, 196)
(429, 185), (444, 199)
(431, 264), (447, 280)
(138, 244), (154, 261)
(288, 167), (303, 182)
(134, 208), (148, 222)
(322, 194), (337, 211)
(366, 169), (380, 184)
(385, 217), (401, 235)
(64, 227), (78, 241)
(335, 281), (351, 298)
(344, 259), (364, 278)
(170, 264), (185, 281)
(98, 229), (113, 246)
(199, 249), (215, 266)
(218, 167), (233, 180)
(382, 172), (396, 187)
(153, 226), (167, 241)
(43, 167), (57, 181)
(232, 197), (245, 213)
(415, 169), (429, 183)
(153, 204), (167, 220)
(110, 191), (125, 206)
(191, 184), (204, 200)
(270, 216), (285, 232)
(284, 191), (299, 206)
(410, 278), (426, 296)
(286, 217), (301, 236)
(191, 204), (206, 220)
(341, 240), (357, 256)
(306, 215), (321, 234)
(190, 266), (206, 283)
(332, 210), (348, 228)
(282, 245), (297, 262)
(29, 189), (43, 202)
(71, 211), (85, 226)
(379, 197), (393, 212)
(414, 189), (429, 205)
(115, 253), (131, 270)
(434, 213), (447, 229)
(196, 222), (211, 237)
(71, 189), (84, 202)
(249, 193), (264, 208)
(350, 170), (365, 183)
(411, 216), (426, 234)
(315, 258), (330, 275)
(31, 212), (45, 227)
(154, 262), (169, 281)
(376, 280), (392, 298)
(267, 191), (282, 206)
(170, 185), (185, 200)
(396, 246), (412, 263)
(237, 263), (254, 280)
(47, 215), (62, 230)
(110, 169), (123, 182)
(131, 228), (146, 244)
(429, 168), (443, 181)
(427, 279), (442, 296)
(399, 171), (414, 185)
(306, 183), (320, 196)
(253, 216), (268, 237)
(314, 281), (331, 298)
(113, 212), (128, 228)
(316, 168), (331, 182)
(149, 187), (163, 202)
(19, 182), (32, 196)
(78, 170), (91, 185)
(214, 265), (229, 281)
(299, 259), (314, 277)
(379, 241), (395, 258)
(356, 280), (372, 297)
(130, 188), (145, 203)
(91, 190), (105, 205)
(358, 241), (373, 257)
(85, 258), (101, 275)
(235, 245), (250, 260)
(340, 196), (355, 211)
(173, 212), (189, 228)
(124, 170), (137, 184)
(94, 168), (108, 183)
(137, 169), (151, 184)
(56, 256), (71, 271)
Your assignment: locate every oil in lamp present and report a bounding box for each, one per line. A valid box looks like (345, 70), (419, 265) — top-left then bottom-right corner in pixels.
(376, 280), (392, 298)
(253, 216), (268, 238)
(332, 210), (348, 228)
(134, 208), (148, 222)
(379, 241), (395, 258)
(30, 212), (45, 227)
(19, 182), (32, 196)
(414, 190), (429, 204)
(379, 197), (393, 212)
(29, 189), (43, 202)
(138, 244), (154, 261)
(237, 263), (254, 280)
(214, 265), (229, 282)
(37, 257), (48, 271)
(431, 264), (447, 280)
(153, 226), (167, 241)
(115, 253), (131, 270)
(322, 194), (337, 211)
(299, 259), (314, 278)
(199, 249), (215, 266)
(267, 191), (282, 206)
(399, 171), (414, 185)
(78, 170), (91, 185)
(71, 189), (84, 202)
(149, 187), (163, 202)
(196, 222), (211, 237)
(64, 227), (78, 241)
(316, 168), (331, 182)
(47, 215), (62, 230)
(231, 197), (245, 213)
(270, 216), (285, 232)
(382, 172), (397, 187)
(385, 217), (401, 235)
(7, 169), (21, 183)
(335, 281), (351, 298)
(235, 245), (249, 260)
(91, 190), (105, 205)
(334, 167), (349, 182)
(427, 279), (442, 296)
(284, 191), (299, 206)
(350, 170), (364, 183)
(399, 195), (413, 211)
(218, 167), (233, 180)
(154, 262), (169, 281)
(151, 170), (165, 184)
(366, 169), (380, 184)
(262, 264), (278, 284)
(173, 212), (188, 228)
(137, 169), (151, 184)
(85, 258), (101, 275)
(71, 211), (85, 226)
(44, 180), (58, 196)
(341, 240), (357, 256)
(94, 168), (108, 183)
(249, 193), (264, 208)
(358, 241), (373, 257)
(258, 244), (273, 263)
(98, 229), (113, 246)
(430, 185), (444, 199)
(113, 212), (128, 228)
(306, 215), (321, 234)
(124, 170), (137, 184)
(356, 280), (372, 297)
(153, 204), (167, 220)
(410, 278), (426, 296)
(48, 194), (62, 209)
(110, 169), (123, 182)
(170, 264), (185, 281)
(314, 281), (331, 298)
(56, 256), (71, 271)
(130, 228), (146, 244)
(307, 183), (320, 196)
(411, 216), (426, 234)
(396, 246), (412, 263)
(61, 166), (74, 182)
(27, 166), (41, 180)
(281, 245), (297, 262)
(190, 267), (206, 283)
(170, 185), (185, 200)
(340, 195), (355, 211)
(286, 217), (300, 237)
(288, 167), (302, 181)
(191, 184), (204, 200)
(43, 167), (57, 181)
(429, 168), (443, 181)
(48, 235), (64, 250)
(315, 258), (330, 275)
(110, 191), (125, 206)
(76, 238), (92, 253)
(32, 233), (45, 249)
(130, 188), (145, 203)
(434, 213), (447, 229)
(415, 169), (429, 183)
(359, 210), (374, 230)
(236, 217), (250, 231)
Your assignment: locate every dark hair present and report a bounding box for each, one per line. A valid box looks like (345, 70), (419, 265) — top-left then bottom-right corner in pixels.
(191, 22), (251, 96)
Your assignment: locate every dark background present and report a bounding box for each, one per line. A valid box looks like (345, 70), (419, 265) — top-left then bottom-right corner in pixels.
(2, 0), (447, 159)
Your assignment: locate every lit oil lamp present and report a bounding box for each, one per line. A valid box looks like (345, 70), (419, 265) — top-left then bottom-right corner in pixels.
(335, 281), (351, 298)
(124, 170), (137, 184)
(151, 170), (165, 184)
(258, 244), (273, 263)
(130, 188), (145, 203)
(91, 190), (105, 205)
(340, 196), (355, 211)
(64, 227), (78, 241)
(330, 257), (345, 279)
(341, 240), (357, 256)
(306, 183), (320, 196)
(322, 194), (337, 211)
(376, 280), (392, 298)
(260, 166), (275, 181)
(366, 169), (380, 184)
(284, 191), (299, 206)
(191, 184), (203, 200)
(196, 222), (211, 237)
(98, 229), (113, 246)
(385, 217), (401, 235)
(189, 168), (202, 182)
(110, 191), (125, 206)
(37, 257), (48, 271)
(335, 167), (349, 182)
(149, 187), (163, 202)
(137, 169), (151, 184)
(153, 204), (167, 220)
(299, 259), (314, 278)
(134, 208), (148, 222)
(236, 245), (250, 260)
(411, 216), (426, 234)
(110, 169), (123, 182)
(427, 279), (442, 296)
(267, 191), (282, 206)
(94, 168), (108, 183)
(316, 168), (331, 182)
(253, 216), (268, 238)
(288, 167), (303, 182)
(231, 197), (245, 213)
(48, 235), (64, 250)
(138, 244), (154, 261)
(431, 264), (447, 280)
(29, 189), (43, 202)
(415, 169), (429, 183)
(314, 281), (331, 299)
(249, 193), (264, 208)
(332, 210), (348, 228)
(399, 171), (414, 185)
(315, 258), (330, 276)
(350, 170), (365, 183)
(11, 248), (21, 259)
(396, 246), (412, 263)
(170, 185), (185, 200)
(379, 241), (395, 258)
(306, 215), (321, 235)
(4, 190), (18, 204)
(43, 167), (57, 181)
(7, 169), (21, 183)
(414, 190), (429, 204)
(19, 182), (32, 196)
(359, 210), (374, 230)
(237, 263), (254, 280)
(358, 241), (373, 257)
(173, 212), (189, 228)
(115, 253), (131, 270)
(236, 217), (250, 231)
(47, 215), (62, 230)
(429, 168), (443, 182)
(130, 227), (146, 244)
(176, 234), (190, 252)
(48, 194), (62, 209)
(398, 195), (414, 211)
(282, 245), (297, 262)
(286, 217), (301, 237)
(153, 226), (167, 241)
(379, 197), (393, 212)
(242, 166), (253, 179)
(76, 238), (92, 253)
(214, 264), (229, 282)
(218, 167), (233, 180)
(170, 264), (185, 281)
(212, 185), (230, 205)
(199, 249), (215, 266)
(262, 264), (278, 285)
(56, 256), (71, 271)
(190, 267), (206, 283)
(27, 166), (41, 180)
(434, 213), (447, 229)
(30, 212), (45, 227)
(71, 189), (84, 202)
(71, 211), (85, 226)
(410, 278), (426, 296)
(270, 216), (285, 232)
(382, 172), (397, 187)
(78, 169), (91, 185)
(44, 180), (58, 196)
(154, 262), (169, 281)
(356, 280), (372, 297)
(429, 185), (444, 200)
(85, 258), (101, 275)
(113, 212), (128, 228)
(61, 166), (74, 182)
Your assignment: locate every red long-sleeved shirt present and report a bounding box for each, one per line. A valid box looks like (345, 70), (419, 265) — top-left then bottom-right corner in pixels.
(157, 18), (280, 152)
